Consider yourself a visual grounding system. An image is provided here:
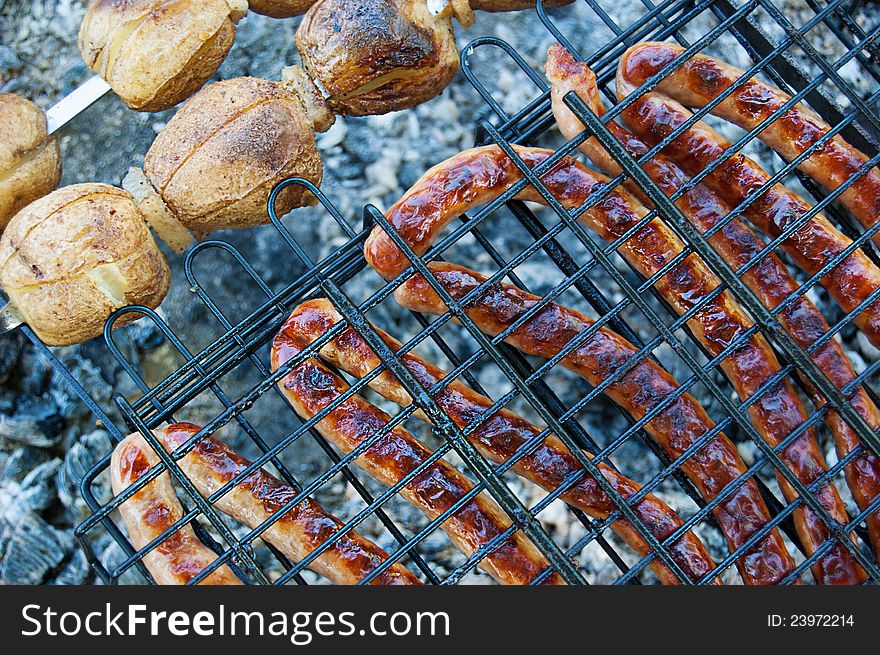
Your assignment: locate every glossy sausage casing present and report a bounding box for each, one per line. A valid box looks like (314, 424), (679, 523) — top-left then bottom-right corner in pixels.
(614, 52), (880, 352)
(110, 433), (243, 585)
(289, 298), (720, 585)
(272, 309), (565, 585)
(367, 145), (800, 584)
(545, 47), (867, 583)
(617, 42), (880, 242)
(547, 45), (880, 566)
(155, 423), (421, 585)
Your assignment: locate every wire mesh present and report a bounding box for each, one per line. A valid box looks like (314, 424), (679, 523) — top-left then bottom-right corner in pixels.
(66, 0), (880, 585)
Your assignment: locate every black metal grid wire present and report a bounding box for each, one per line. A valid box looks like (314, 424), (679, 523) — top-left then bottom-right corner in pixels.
(65, 0), (880, 585)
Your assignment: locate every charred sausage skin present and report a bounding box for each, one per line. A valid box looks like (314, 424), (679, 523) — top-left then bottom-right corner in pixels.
(155, 423), (422, 585)
(110, 433), (243, 585)
(272, 310), (566, 585)
(546, 45), (880, 567)
(617, 42), (880, 242)
(289, 298), (720, 584)
(614, 52), (880, 352)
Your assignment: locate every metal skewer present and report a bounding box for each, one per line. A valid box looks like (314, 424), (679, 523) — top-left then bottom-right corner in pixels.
(0, 303), (24, 334)
(1, 75), (111, 336)
(46, 74), (111, 135)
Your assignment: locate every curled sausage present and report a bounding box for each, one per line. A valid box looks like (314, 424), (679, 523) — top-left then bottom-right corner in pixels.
(153, 423), (422, 585)
(546, 45), (880, 565)
(395, 260), (797, 584)
(110, 432), (243, 585)
(287, 298), (720, 584)
(272, 308), (565, 585)
(546, 46), (873, 578)
(617, 42), (880, 242)
(369, 142), (863, 582)
(365, 146), (801, 583)
(614, 52), (880, 352)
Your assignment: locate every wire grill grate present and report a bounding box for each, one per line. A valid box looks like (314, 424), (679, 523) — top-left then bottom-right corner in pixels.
(59, 0), (880, 585)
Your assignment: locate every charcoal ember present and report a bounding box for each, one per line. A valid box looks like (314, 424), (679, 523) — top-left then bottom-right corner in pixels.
(0, 44), (22, 76)
(51, 548), (91, 586)
(16, 459), (62, 514)
(857, 332), (880, 362)
(0, 446), (49, 481)
(16, 342), (54, 397)
(124, 318), (166, 352)
(51, 355), (113, 419)
(100, 539), (149, 585)
(0, 512), (70, 585)
(0, 394), (62, 447)
(0, 333), (23, 385)
(57, 429), (113, 519)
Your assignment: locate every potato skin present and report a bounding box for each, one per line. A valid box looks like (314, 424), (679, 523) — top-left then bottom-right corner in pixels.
(0, 94), (62, 233)
(78, 0), (245, 112)
(296, 0), (460, 116)
(248, 0), (315, 18)
(0, 184), (170, 346)
(143, 77), (325, 233)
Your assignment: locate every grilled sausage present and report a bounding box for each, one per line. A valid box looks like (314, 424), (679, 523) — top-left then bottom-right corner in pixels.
(369, 142), (863, 582)
(110, 433), (243, 585)
(289, 298), (719, 584)
(394, 260), (800, 584)
(547, 46), (880, 570)
(617, 42), (880, 242)
(154, 423), (422, 585)
(272, 310), (565, 585)
(614, 55), (880, 352)
(364, 148), (803, 583)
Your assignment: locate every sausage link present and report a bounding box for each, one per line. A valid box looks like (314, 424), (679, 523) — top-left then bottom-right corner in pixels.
(617, 42), (880, 241)
(368, 143), (860, 582)
(615, 59), (880, 351)
(292, 298), (720, 584)
(154, 423), (422, 585)
(110, 433), (243, 585)
(396, 260), (798, 584)
(272, 310), (565, 585)
(547, 45), (880, 564)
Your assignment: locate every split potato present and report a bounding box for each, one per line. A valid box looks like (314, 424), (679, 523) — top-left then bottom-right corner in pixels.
(248, 0), (315, 18)
(78, 0), (248, 112)
(0, 183), (170, 346)
(0, 93), (62, 233)
(296, 0), (461, 116)
(124, 70), (333, 251)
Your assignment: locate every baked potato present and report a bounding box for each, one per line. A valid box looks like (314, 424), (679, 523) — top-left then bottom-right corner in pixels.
(0, 93), (62, 233)
(0, 184), (170, 346)
(78, 0), (248, 112)
(248, 0), (315, 18)
(124, 70), (333, 251)
(296, 0), (461, 116)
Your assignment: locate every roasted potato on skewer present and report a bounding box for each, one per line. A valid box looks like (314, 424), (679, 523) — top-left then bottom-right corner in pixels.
(0, 94), (62, 234)
(78, 0), (248, 112)
(0, 184), (170, 346)
(296, 0), (574, 116)
(124, 70), (333, 251)
(249, 0), (315, 18)
(296, 0), (461, 116)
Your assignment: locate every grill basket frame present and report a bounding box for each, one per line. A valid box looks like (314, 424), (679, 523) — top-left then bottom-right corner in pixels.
(38, 0), (880, 585)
